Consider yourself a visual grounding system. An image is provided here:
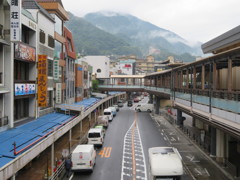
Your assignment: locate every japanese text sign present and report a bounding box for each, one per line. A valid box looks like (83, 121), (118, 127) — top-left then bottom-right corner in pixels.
(38, 55), (48, 107)
(10, 0), (21, 41)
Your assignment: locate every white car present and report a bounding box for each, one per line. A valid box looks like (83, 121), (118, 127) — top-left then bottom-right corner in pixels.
(113, 104), (119, 112)
(103, 108), (113, 121)
(108, 106), (117, 117)
(135, 104), (153, 112)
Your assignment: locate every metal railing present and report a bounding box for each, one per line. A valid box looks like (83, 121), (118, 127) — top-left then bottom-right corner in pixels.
(0, 116), (8, 127)
(48, 159), (65, 180)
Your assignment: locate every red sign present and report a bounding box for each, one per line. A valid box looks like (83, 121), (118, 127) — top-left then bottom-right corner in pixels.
(124, 64), (131, 68)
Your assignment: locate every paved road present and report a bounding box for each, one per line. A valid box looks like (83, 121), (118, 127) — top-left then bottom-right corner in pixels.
(65, 97), (230, 180)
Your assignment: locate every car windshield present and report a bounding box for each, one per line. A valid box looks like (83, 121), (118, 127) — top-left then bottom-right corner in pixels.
(88, 132), (100, 138)
(104, 112), (111, 115)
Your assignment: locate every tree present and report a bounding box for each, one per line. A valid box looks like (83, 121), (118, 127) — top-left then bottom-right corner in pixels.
(92, 80), (99, 92)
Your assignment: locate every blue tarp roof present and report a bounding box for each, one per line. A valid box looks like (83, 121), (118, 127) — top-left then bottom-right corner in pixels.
(0, 93), (122, 168)
(0, 112), (74, 167)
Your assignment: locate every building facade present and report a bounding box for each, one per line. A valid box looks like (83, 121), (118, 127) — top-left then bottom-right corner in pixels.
(0, 0), (11, 130)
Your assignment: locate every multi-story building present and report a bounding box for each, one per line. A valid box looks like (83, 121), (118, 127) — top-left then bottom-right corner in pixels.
(64, 26), (76, 104)
(36, 0), (69, 105)
(22, 0), (56, 116)
(0, 0), (11, 130)
(82, 56), (110, 79)
(13, 8), (37, 125)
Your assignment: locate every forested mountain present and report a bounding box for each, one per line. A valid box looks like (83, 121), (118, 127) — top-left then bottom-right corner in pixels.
(65, 13), (142, 56)
(66, 12), (202, 62)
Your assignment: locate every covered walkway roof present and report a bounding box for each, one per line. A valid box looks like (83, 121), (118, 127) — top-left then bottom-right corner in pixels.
(0, 113), (74, 167)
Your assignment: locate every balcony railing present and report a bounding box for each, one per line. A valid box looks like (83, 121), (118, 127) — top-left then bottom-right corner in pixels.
(0, 116), (8, 127)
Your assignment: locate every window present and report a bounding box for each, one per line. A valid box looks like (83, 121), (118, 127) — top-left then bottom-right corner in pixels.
(0, 45), (3, 84)
(97, 69), (101, 73)
(22, 25), (30, 44)
(14, 61), (29, 80)
(54, 15), (63, 35)
(48, 35), (54, 48)
(54, 40), (62, 60)
(39, 30), (45, 44)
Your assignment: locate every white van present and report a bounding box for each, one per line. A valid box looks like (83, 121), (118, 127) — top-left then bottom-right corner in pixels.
(97, 115), (109, 128)
(148, 147), (183, 180)
(135, 104), (153, 112)
(103, 108), (113, 121)
(88, 128), (104, 146)
(71, 144), (96, 172)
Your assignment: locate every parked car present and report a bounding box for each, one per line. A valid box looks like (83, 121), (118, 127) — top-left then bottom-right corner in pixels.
(103, 108), (113, 121)
(135, 104), (153, 112)
(113, 104), (119, 112)
(133, 97), (139, 103)
(88, 128), (105, 146)
(97, 115), (109, 128)
(71, 144), (96, 172)
(127, 100), (133, 107)
(108, 106), (117, 117)
(117, 100), (124, 107)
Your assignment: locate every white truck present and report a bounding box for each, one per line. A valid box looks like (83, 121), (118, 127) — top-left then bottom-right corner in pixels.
(148, 147), (183, 180)
(135, 104), (153, 112)
(71, 144), (96, 172)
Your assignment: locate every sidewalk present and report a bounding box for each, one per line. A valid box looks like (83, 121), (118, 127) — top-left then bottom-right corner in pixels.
(153, 110), (235, 180)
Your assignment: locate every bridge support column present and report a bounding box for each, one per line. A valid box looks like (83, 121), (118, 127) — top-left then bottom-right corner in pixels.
(149, 94), (153, 104)
(101, 104), (103, 114)
(210, 126), (216, 157)
(177, 109), (185, 127)
(127, 92), (131, 100)
(155, 96), (160, 114)
(216, 129), (225, 163)
(51, 143), (55, 175)
(10, 175), (16, 180)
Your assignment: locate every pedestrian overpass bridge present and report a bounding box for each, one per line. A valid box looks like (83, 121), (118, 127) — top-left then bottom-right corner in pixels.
(98, 46), (240, 176)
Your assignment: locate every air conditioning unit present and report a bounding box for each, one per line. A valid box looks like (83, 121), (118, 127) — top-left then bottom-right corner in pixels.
(0, 24), (4, 39)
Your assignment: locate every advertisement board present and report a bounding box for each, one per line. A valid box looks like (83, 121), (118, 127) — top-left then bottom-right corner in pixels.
(53, 60), (59, 80)
(15, 83), (35, 96)
(56, 83), (62, 104)
(14, 42), (36, 62)
(38, 55), (48, 107)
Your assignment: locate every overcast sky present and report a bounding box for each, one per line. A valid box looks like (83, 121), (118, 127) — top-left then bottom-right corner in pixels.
(62, 0), (240, 44)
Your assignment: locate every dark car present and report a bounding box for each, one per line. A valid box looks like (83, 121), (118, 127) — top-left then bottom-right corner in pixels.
(127, 100), (133, 107)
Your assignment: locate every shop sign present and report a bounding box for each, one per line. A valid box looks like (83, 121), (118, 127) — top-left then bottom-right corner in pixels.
(38, 55), (47, 107)
(56, 83), (62, 104)
(123, 64), (132, 68)
(15, 42), (36, 62)
(10, 0), (21, 41)
(15, 83), (35, 96)
(53, 60), (59, 80)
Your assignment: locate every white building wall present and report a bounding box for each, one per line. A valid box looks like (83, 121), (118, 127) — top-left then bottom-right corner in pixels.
(83, 56), (110, 78)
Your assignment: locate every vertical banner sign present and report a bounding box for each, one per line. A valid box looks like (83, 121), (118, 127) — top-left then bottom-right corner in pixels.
(10, 0), (21, 41)
(53, 60), (59, 80)
(38, 55), (48, 107)
(56, 83), (62, 104)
